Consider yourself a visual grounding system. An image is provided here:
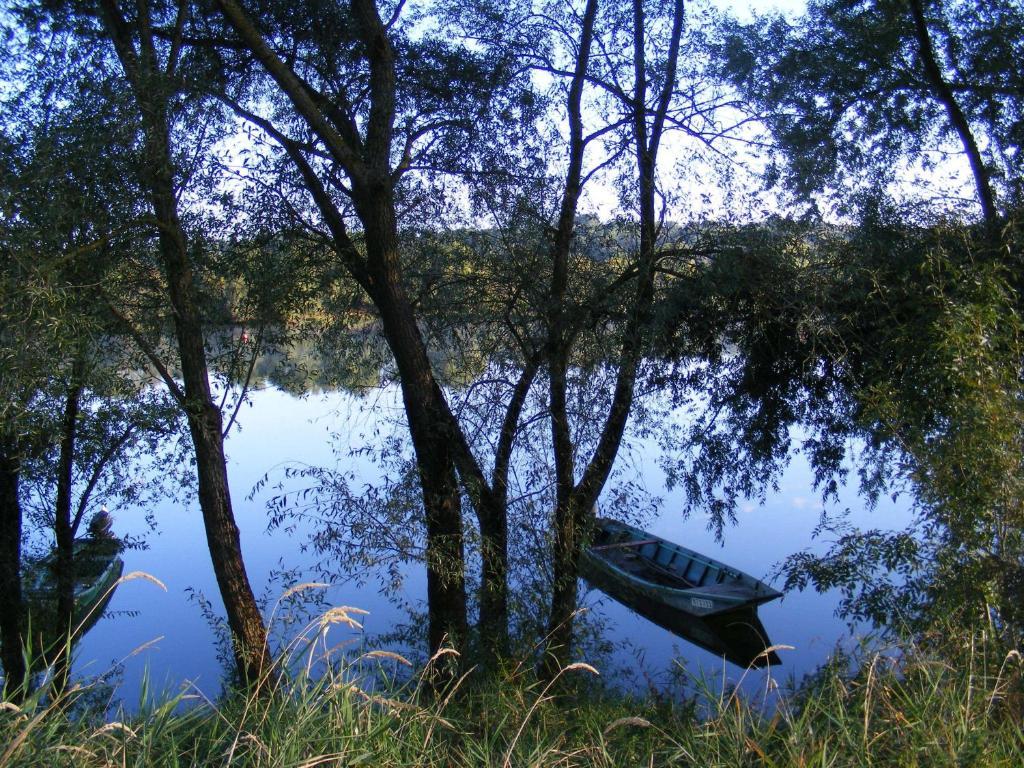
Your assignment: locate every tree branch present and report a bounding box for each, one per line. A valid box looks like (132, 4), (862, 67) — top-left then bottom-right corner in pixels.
(907, 0), (998, 225)
(216, 0), (368, 183)
(72, 424), (137, 536)
(103, 296), (186, 405)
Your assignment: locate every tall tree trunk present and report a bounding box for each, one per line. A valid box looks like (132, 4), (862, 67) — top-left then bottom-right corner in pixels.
(544, 494), (589, 673)
(476, 498), (508, 650)
(543, 344), (585, 673)
(152, 143), (270, 686)
(542, 0), (683, 678)
(356, 188), (468, 652)
(351, 0), (469, 651)
(216, 0), (556, 659)
(0, 445), (27, 701)
(51, 357), (85, 693)
(475, 360), (538, 654)
(98, 0), (271, 686)
(218, 0), (470, 658)
(541, 0), (599, 677)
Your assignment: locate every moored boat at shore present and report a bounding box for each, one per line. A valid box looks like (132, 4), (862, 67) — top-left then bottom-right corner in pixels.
(581, 518), (783, 667)
(23, 536), (124, 650)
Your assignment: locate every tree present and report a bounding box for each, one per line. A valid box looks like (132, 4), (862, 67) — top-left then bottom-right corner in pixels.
(6, 0), (276, 686)
(717, 0), (1024, 224)
(534, 0), (720, 673)
(210, 0), (548, 656)
(95, 0), (276, 685)
(696, 1), (1024, 641)
(0, 42), (188, 694)
(210, 0), (760, 671)
(659, 203), (1024, 639)
(0, 52), (130, 695)
(0, 246), (65, 699)
(20, 351), (183, 692)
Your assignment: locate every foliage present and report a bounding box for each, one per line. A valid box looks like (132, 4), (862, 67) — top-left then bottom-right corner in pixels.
(0, 16), (190, 535)
(716, 0), (1024, 214)
(652, 201), (1024, 638)
(18, 375), (186, 550)
(846, 214), (1024, 637)
(2, 0), (1023, 713)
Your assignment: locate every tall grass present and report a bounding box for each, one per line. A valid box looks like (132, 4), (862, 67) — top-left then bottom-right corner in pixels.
(2, 604), (1022, 766)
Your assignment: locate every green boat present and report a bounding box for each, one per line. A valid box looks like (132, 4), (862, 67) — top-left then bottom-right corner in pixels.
(581, 518), (784, 667)
(23, 536), (124, 651)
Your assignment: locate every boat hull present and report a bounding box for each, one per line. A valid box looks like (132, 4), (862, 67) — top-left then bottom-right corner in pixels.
(582, 553), (780, 667)
(581, 518), (783, 668)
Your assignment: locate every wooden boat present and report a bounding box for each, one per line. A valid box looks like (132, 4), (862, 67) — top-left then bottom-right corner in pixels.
(23, 537), (124, 648)
(580, 518), (783, 667)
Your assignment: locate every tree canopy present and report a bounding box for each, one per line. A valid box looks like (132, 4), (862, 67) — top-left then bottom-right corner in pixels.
(718, 0), (1024, 220)
(1, 0), (1022, 698)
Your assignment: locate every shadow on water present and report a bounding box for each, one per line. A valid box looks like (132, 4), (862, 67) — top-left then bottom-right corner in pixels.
(589, 583), (781, 669)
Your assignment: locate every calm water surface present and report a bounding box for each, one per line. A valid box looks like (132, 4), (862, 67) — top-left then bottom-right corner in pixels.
(73, 385), (912, 703)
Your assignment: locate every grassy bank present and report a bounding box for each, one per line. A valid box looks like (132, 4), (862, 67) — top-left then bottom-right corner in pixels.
(2, 631), (1022, 767)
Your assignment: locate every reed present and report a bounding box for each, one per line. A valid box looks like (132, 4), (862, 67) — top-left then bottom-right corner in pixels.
(2, 616), (1022, 766)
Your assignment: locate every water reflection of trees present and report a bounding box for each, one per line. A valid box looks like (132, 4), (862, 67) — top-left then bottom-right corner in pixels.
(256, 354), (662, 658)
(218, 323), (492, 397)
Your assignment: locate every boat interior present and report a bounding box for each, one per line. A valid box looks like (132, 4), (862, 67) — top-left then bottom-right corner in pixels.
(592, 534), (733, 590)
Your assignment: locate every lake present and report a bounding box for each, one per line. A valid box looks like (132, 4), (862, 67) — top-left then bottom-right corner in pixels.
(71, 384), (913, 704)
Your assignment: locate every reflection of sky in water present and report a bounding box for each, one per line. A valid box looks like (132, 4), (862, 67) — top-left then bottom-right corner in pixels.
(74, 387), (416, 704)
(74, 384), (913, 706)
